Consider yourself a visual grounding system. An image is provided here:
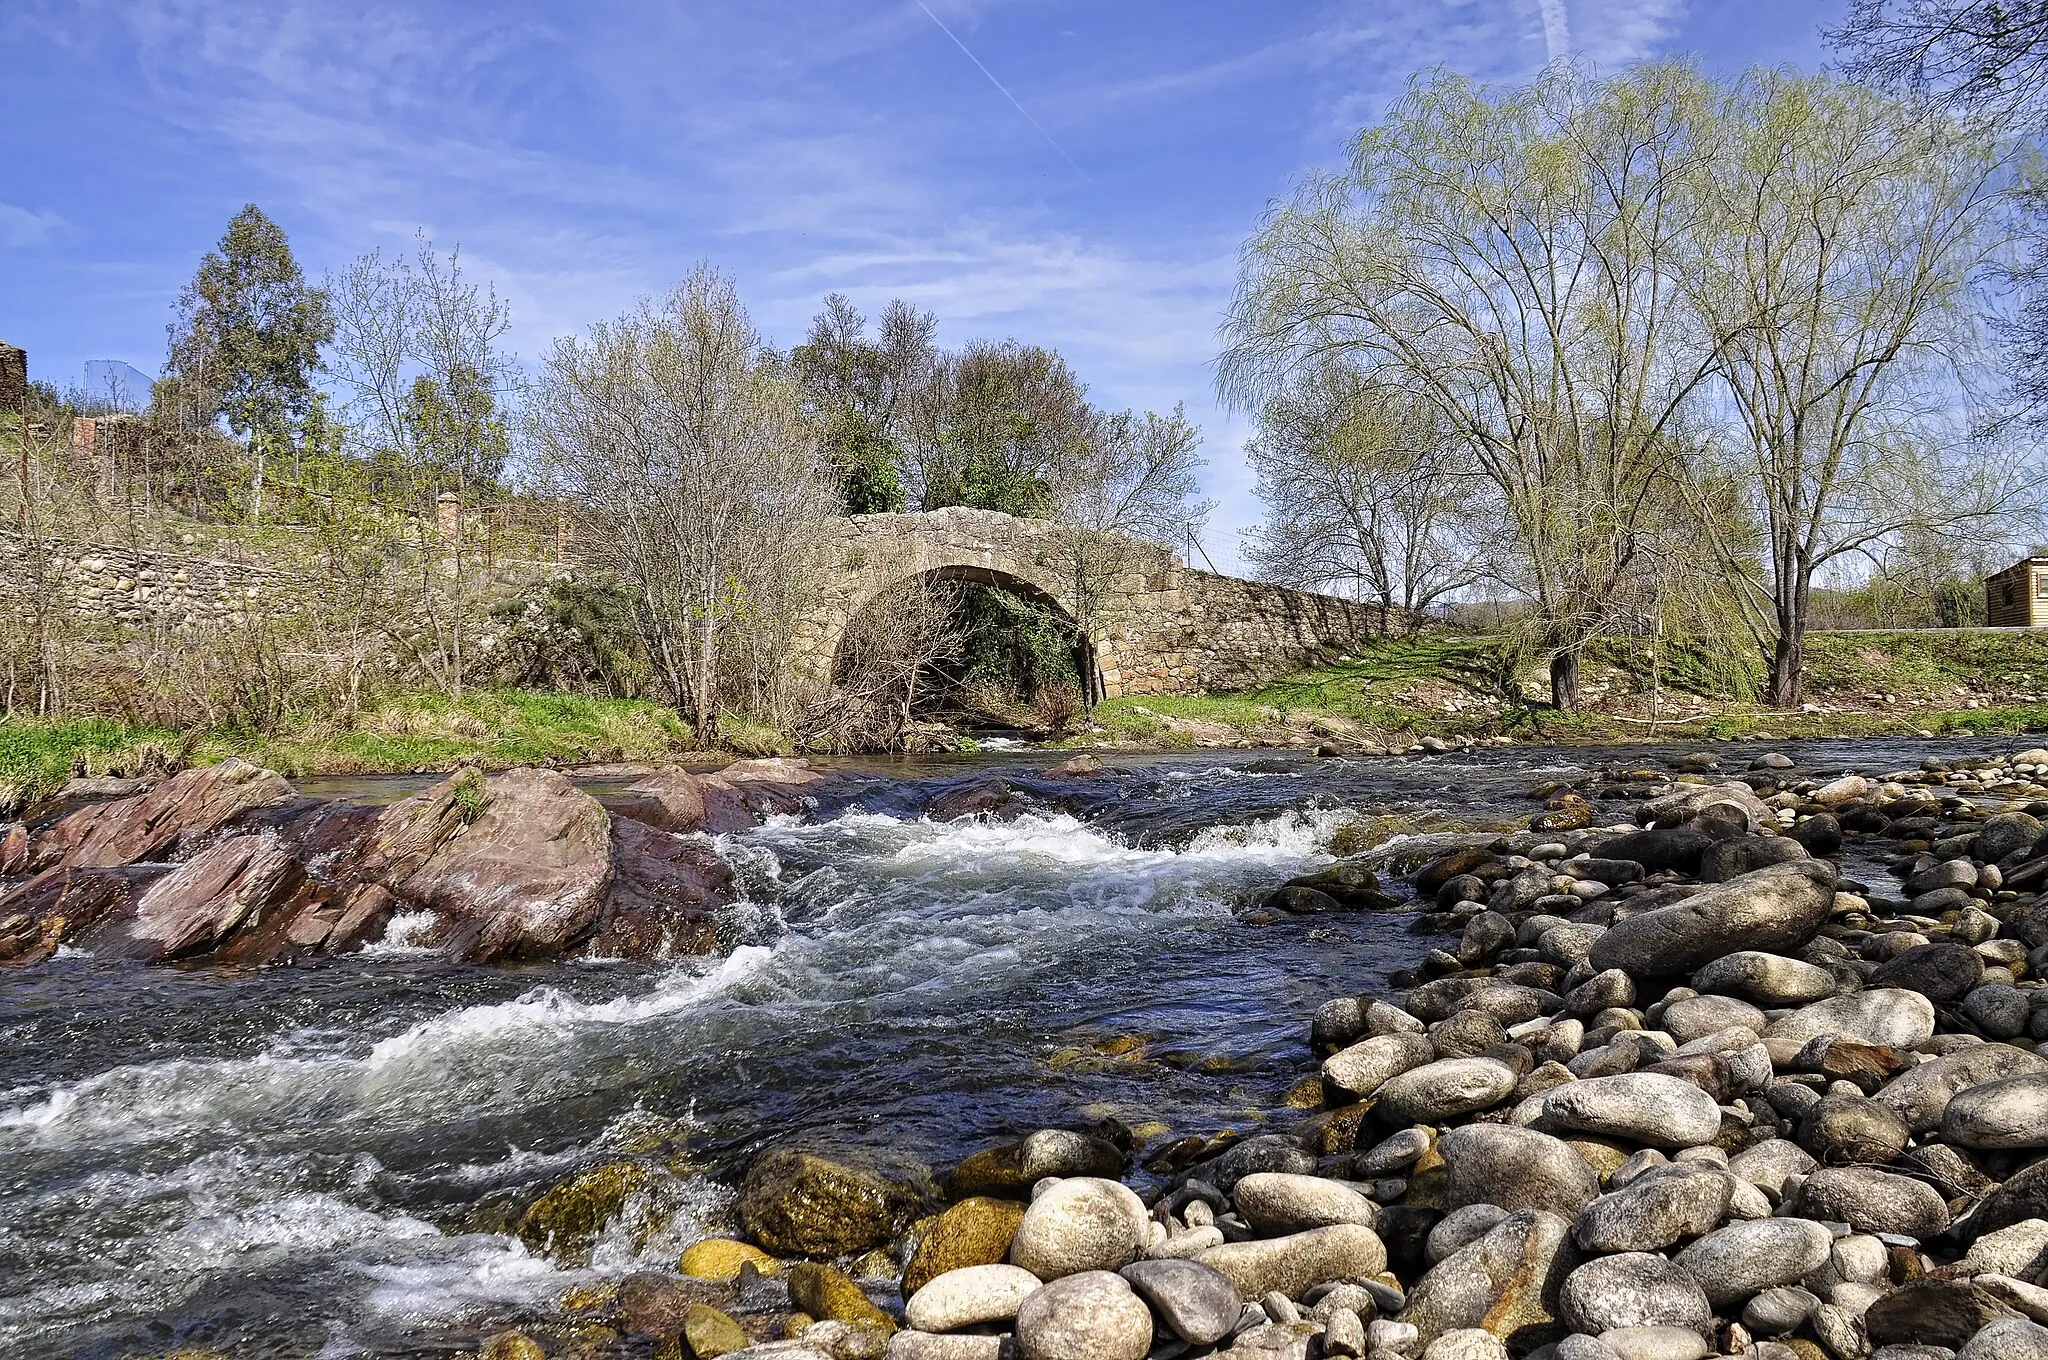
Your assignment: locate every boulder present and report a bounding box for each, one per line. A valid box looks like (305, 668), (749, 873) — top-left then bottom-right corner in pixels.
(789, 1261), (897, 1333)
(904, 1264), (1041, 1332)
(589, 816), (730, 957)
(613, 759), (825, 834)
(1197, 1223), (1388, 1298)
(30, 757), (293, 870)
(382, 769), (614, 961)
(1559, 1253), (1713, 1339)
(1119, 1259), (1241, 1346)
(89, 833), (307, 961)
(1961, 1159), (2048, 1244)
(945, 1130), (1125, 1197)
(1799, 1094), (1910, 1165)
(1671, 1218), (1834, 1306)
(1397, 1209), (1573, 1351)
(1864, 1278), (2018, 1349)
(1689, 952), (1837, 1006)
(1008, 1177), (1149, 1280)
(1374, 1058), (1518, 1124)
(903, 1198), (1028, 1293)
(1586, 862), (1837, 978)
(1571, 1165), (1732, 1254)
(739, 1148), (926, 1257)
(681, 1303), (750, 1357)
(1874, 1043), (2048, 1133)
(1797, 1166), (1952, 1238)
(1322, 1032), (1437, 1102)
(1438, 1124), (1601, 1219)
(679, 1238), (782, 1281)
(1766, 989), (1937, 1049)
(1942, 1073), (2048, 1149)
(1234, 1172), (1380, 1235)
(1700, 836), (1808, 883)
(1961, 1317), (2048, 1360)
(1589, 828), (1713, 875)
(1657, 994), (1766, 1044)
(1538, 1074), (1723, 1149)
(1871, 942), (1987, 1005)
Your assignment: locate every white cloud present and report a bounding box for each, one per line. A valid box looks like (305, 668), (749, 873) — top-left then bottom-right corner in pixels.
(1572, 0), (1689, 67)
(0, 202), (65, 247)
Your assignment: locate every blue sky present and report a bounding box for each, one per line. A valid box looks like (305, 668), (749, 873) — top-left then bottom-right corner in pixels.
(0, 0), (1835, 568)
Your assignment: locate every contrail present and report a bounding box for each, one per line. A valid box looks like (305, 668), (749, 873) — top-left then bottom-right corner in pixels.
(1536, 0), (1572, 62)
(913, 0), (1094, 183)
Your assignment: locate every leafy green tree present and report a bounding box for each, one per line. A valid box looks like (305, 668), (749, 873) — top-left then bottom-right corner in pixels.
(790, 294), (922, 513)
(927, 340), (1095, 517)
(163, 204), (333, 520)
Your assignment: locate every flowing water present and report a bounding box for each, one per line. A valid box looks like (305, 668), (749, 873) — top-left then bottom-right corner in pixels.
(0, 737), (2018, 1358)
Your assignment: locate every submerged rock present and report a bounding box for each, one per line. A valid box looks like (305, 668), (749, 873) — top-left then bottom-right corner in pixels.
(739, 1148), (927, 1257)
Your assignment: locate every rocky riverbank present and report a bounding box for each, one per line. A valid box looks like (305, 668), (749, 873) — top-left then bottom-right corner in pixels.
(461, 745), (2048, 1360)
(0, 755), (828, 966)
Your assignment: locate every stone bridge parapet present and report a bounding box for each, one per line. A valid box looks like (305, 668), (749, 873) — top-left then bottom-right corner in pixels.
(796, 507), (1386, 698)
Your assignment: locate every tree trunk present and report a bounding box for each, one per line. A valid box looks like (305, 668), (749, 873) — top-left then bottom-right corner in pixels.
(1549, 649), (1581, 712)
(1764, 560), (1812, 709)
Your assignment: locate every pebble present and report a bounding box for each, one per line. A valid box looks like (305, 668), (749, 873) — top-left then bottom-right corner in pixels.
(1539, 1072), (1724, 1148)
(1560, 1252), (1714, 1336)
(1671, 1217), (1834, 1305)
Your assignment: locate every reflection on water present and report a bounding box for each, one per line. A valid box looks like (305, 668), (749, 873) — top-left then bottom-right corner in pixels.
(0, 735), (2023, 1357)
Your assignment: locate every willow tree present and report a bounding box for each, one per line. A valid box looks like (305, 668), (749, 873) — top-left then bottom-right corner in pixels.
(1678, 71), (2018, 707)
(1221, 62), (1725, 710)
(528, 266), (835, 742)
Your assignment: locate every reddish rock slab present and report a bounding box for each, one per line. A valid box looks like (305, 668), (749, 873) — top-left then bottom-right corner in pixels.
(31, 758), (294, 871)
(90, 833), (310, 962)
(388, 768), (613, 962)
(589, 817), (732, 958)
(0, 864), (169, 964)
(611, 758), (825, 835)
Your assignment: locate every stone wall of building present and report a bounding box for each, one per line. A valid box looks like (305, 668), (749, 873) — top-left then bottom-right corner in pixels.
(0, 342), (27, 415)
(0, 532), (298, 628)
(799, 507), (1384, 698)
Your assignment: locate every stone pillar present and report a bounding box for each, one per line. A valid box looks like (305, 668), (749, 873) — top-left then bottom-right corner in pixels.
(436, 492), (461, 542)
(0, 342), (24, 414)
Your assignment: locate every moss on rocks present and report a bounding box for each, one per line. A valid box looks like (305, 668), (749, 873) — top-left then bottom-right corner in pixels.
(516, 1160), (656, 1262)
(678, 1237), (783, 1281)
(737, 1148), (923, 1257)
(787, 1261), (896, 1335)
(681, 1303), (750, 1358)
(901, 1196), (1028, 1293)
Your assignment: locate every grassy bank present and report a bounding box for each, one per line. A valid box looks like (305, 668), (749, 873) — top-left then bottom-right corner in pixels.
(0, 689), (697, 812)
(1086, 629), (2048, 750)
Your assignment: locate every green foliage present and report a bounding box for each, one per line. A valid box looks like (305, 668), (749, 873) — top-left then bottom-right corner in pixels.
(450, 766), (490, 823)
(828, 413), (908, 514)
(955, 586), (1081, 698)
(404, 363), (511, 489)
(495, 579), (656, 698)
(164, 204), (334, 443)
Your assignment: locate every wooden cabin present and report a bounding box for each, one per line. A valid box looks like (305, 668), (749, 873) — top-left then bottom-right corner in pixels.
(1987, 555), (2048, 627)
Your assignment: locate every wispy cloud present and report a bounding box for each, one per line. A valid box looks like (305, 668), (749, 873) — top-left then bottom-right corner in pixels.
(1574, 0), (1689, 67)
(0, 202), (66, 248)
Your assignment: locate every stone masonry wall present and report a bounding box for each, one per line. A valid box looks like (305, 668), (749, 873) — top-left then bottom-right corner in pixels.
(800, 507), (1385, 699)
(0, 532), (298, 628)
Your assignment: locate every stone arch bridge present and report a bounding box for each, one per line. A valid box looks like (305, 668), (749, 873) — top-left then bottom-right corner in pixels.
(792, 507), (1387, 699)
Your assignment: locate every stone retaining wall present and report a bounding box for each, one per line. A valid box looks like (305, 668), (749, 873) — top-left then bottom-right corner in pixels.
(0, 532), (298, 627)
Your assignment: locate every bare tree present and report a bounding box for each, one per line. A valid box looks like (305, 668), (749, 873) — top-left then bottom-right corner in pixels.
(1679, 70), (2021, 705)
(1222, 62), (1728, 710)
(806, 573), (966, 750)
(1831, 1), (2048, 127)
(528, 265), (835, 743)
(1040, 404), (1211, 708)
(1243, 358), (1487, 624)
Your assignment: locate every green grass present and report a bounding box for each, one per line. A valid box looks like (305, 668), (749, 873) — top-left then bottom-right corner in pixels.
(0, 689), (698, 812)
(1084, 628), (2048, 751)
(0, 716), (188, 812)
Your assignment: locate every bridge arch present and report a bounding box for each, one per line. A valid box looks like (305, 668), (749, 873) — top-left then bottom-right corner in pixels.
(790, 506), (1386, 702)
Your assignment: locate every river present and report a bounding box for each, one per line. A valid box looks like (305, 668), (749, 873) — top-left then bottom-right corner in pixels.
(0, 737), (2017, 1358)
